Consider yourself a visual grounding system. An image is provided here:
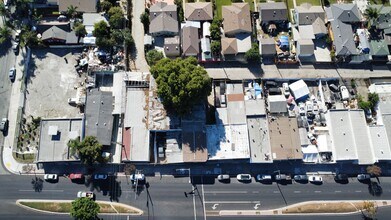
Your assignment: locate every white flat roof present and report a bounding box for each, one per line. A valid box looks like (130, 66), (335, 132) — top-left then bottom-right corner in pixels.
(248, 117), (272, 163)
(369, 126), (391, 161)
(227, 100), (247, 124)
(124, 90), (150, 162)
(206, 124), (250, 160)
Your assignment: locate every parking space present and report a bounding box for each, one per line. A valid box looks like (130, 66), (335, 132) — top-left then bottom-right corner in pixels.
(25, 48), (83, 118)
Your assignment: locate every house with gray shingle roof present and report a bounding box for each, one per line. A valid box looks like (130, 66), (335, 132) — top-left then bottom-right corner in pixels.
(259, 38), (276, 57)
(181, 26), (199, 57)
(370, 40), (390, 62)
(325, 4), (361, 23)
(258, 2), (288, 26)
(294, 3), (325, 25)
(185, 2), (213, 21)
(164, 36), (181, 57)
(222, 3), (252, 37)
(149, 2), (179, 36)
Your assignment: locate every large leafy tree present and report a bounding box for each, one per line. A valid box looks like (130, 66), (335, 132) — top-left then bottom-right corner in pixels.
(70, 198), (100, 220)
(74, 23), (87, 43)
(140, 10), (150, 32)
(69, 136), (103, 165)
(20, 29), (40, 47)
(245, 43), (260, 63)
(210, 17), (222, 41)
(146, 49), (164, 66)
(364, 7), (380, 28)
(67, 5), (79, 19)
(93, 20), (110, 37)
(0, 26), (11, 44)
(108, 6), (124, 29)
(100, 0), (112, 13)
(150, 57), (212, 115)
(211, 41), (221, 57)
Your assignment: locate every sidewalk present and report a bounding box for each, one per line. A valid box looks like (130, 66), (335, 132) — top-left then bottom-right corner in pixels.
(2, 47), (41, 175)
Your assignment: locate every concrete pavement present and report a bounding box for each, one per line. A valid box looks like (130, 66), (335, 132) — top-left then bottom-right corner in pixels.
(131, 0), (149, 72)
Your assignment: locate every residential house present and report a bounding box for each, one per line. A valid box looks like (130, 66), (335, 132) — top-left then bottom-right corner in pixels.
(222, 3), (252, 36)
(258, 2), (288, 28)
(293, 3), (327, 39)
(83, 13), (109, 35)
(259, 38), (276, 58)
(370, 5), (391, 53)
(221, 34), (251, 61)
(58, 0), (98, 13)
(370, 40), (390, 62)
(296, 39), (315, 61)
(164, 36), (181, 57)
(149, 2), (179, 36)
(182, 26), (200, 57)
(41, 26), (79, 44)
(326, 4), (362, 59)
(185, 2), (213, 21)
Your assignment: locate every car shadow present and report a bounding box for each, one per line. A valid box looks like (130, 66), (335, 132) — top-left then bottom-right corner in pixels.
(294, 180), (309, 184)
(335, 179), (349, 184)
(310, 182), (323, 185)
(217, 179), (231, 184)
(44, 179), (59, 184)
(238, 180), (252, 184)
(191, 176), (215, 185)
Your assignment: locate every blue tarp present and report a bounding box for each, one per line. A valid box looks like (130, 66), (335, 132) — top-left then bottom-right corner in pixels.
(280, 36), (289, 47)
(254, 83), (262, 97)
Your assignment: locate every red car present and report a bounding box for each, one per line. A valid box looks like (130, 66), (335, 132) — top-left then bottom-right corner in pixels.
(69, 173), (84, 180)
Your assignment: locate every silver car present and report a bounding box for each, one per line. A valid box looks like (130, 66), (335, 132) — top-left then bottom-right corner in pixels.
(9, 67), (16, 81)
(217, 174), (230, 181)
(236, 174), (251, 181)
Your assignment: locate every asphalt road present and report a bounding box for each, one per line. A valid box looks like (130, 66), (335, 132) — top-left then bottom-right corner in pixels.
(1, 174), (391, 220)
(0, 15), (16, 175)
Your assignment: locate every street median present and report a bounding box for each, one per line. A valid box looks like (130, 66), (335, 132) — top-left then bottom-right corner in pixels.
(16, 199), (143, 216)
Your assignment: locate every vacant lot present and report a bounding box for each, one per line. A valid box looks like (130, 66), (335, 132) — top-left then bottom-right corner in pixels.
(25, 49), (82, 119)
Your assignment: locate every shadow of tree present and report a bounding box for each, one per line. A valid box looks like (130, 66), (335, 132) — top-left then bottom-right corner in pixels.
(31, 177), (43, 192)
(368, 181), (383, 197)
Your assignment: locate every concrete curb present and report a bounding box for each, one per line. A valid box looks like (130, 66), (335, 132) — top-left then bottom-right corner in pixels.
(219, 200), (391, 216)
(16, 199), (144, 216)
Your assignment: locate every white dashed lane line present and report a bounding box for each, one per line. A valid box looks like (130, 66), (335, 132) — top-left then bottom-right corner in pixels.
(314, 191), (322, 193)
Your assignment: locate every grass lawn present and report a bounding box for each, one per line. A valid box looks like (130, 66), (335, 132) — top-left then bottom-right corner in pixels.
(244, 0), (255, 11)
(216, 0), (232, 19)
(296, 0), (321, 6)
(13, 152), (35, 163)
(19, 201), (141, 214)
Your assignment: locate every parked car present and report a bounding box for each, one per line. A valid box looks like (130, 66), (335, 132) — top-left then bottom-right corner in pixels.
(77, 191), (94, 199)
(329, 84), (339, 92)
(130, 174), (145, 182)
(264, 81), (278, 88)
(236, 174), (252, 181)
(357, 174), (371, 181)
(12, 42), (19, 54)
(57, 15), (67, 21)
(309, 175), (323, 183)
(282, 83), (290, 96)
(9, 67), (16, 81)
(44, 174), (58, 181)
(256, 174), (272, 182)
(299, 103), (306, 116)
(102, 152), (112, 158)
(340, 86), (349, 101)
(217, 174), (230, 181)
(69, 173), (84, 180)
(0, 118), (8, 132)
(94, 174), (108, 180)
(306, 101), (313, 113)
(293, 175), (308, 182)
(334, 174), (348, 182)
(275, 174), (291, 181)
(15, 30), (21, 43)
(269, 87), (281, 95)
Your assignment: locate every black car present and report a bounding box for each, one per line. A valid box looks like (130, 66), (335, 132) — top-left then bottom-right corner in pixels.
(264, 81), (278, 88)
(334, 174), (348, 181)
(293, 175), (308, 182)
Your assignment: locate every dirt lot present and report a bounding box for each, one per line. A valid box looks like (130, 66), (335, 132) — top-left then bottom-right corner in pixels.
(25, 48), (83, 118)
(283, 202), (365, 213)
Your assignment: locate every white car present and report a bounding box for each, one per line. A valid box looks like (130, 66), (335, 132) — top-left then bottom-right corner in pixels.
(130, 174), (145, 181)
(236, 174), (252, 181)
(9, 67), (16, 81)
(340, 86), (349, 101)
(299, 103), (306, 116)
(77, 191), (94, 199)
(217, 174), (230, 181)
(256, 174), (272, 182)
(44, 174), (58, 181)
(309, 175), (323, 183)
(282, 83), (290, 96)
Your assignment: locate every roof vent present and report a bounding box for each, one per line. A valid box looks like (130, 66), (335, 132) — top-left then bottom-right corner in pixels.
(340, 118), (343, 121)
(346, 148), (349, 151)
(154, 12), (157, 16)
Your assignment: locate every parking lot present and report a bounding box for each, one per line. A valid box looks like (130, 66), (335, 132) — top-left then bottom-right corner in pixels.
(25, 48), (82, 118)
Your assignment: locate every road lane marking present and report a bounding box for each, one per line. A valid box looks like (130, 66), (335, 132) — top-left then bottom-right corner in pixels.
(355, 190), (362, 193)
(294, 191), (301, 193)
(335, 191), (341, 193)
(205, 201), (260, 204)
(204, 191), (248, 194)
(192, 185), (196, 220)
(273, 191), (279, 193)
(202, 182), (206, 220)
(19, 190), (64, 192)
(314, 191), (322, 193)
(252, 191), (259, 193)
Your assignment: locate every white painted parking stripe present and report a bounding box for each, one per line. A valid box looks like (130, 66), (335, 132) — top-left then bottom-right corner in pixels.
(18, 189), (64, 192)
(204, 191), (247, 194)
(273, 191), (280, 194)
(355, 190), (362, 193)
(294, 191), (301, 193)
(314, 191), (322, 193)
(205, 201), (260, 204)
(335, 190), (341, 193)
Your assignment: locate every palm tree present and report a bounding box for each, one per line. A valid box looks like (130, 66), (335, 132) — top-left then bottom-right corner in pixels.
(67, 5), (78, 19)
(0, 2), (7, 20)
(74, 23), (87, 43)
(364, 7), (380, 28)
(0, 26), (11, 44)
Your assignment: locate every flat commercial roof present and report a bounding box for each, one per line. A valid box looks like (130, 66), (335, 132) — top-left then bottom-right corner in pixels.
(227, 100), (247, 124)
(328, 110), (375, 164)
(369, 126), (391, 161)
(123, 90), (150, 162)
(245, 99), (266, 116)
(269, 116), (302, 160)
(248, 117), (272, 163)
(182, 119), (208, 163)
(206, 124), (250, 160)
(37, 118), (82, 162)
(85, 89), (113, 146)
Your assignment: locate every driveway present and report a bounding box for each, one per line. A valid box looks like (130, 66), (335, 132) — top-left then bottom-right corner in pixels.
(131, 0), (149, 72)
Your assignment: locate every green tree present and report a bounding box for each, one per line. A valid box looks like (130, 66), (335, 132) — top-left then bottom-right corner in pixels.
(245, 43), (260, 63)
(364, 7), (380, 28)
(174, 0), (184, 22)
(100, 0), (112, 13)
(0, 26), (11, 44)
(93, 20), (110, 38)
(367, 165), (382, 177)
(74, 23), (87, 43)
(146, 49), (164, 66)
(140, 11), (150, 32)
(20, 30), (40, 47)
(108, 6), (123, 17)
(368, 92), (379, 110)
(211, 40), (221, 56)
(150, 57), (212, 115)
(122, 28), (134, 47)
(109, 13), (124, 29)
(210, 17), (222, 41)
(70, 197), (100, 220)
(0, 2), (8, 19)
(67, 5), (79, 19)
(69, 136), (103, 165)
(16, 0), (31, 16)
